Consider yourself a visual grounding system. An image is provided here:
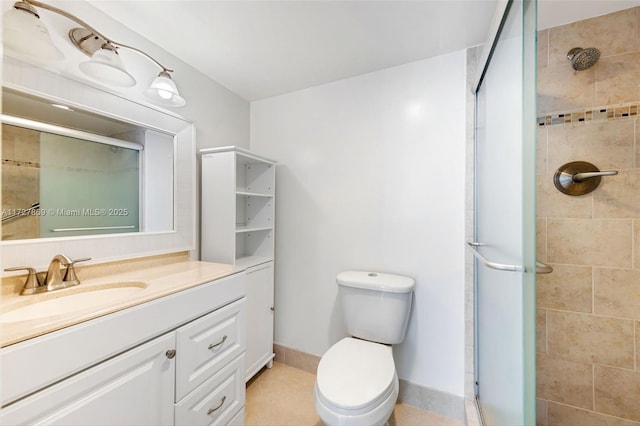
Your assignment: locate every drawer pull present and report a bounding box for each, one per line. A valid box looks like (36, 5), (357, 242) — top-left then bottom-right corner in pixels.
(207, 396), (226, 415)
(208, 335), (228, 350)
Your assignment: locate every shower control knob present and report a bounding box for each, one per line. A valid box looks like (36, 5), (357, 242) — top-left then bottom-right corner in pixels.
(553, 161), (618, 196)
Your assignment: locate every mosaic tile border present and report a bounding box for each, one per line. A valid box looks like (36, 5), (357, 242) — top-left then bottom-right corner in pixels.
(2, 159), (40, 168)
(538, 102), (639, 127)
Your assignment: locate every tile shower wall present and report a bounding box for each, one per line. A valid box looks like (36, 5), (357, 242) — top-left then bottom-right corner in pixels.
(1, 125), (40, 240)
(536, 7), (640, 426)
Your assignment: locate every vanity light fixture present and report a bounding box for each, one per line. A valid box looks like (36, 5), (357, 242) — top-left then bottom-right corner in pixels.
(145, 70), (186, 107)
(3, 0), (186, 107)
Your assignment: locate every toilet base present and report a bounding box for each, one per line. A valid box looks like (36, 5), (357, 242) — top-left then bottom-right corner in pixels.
(313, 376), (398, 426)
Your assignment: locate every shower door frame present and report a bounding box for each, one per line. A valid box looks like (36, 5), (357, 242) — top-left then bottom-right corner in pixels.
(471, 0), (538, 425)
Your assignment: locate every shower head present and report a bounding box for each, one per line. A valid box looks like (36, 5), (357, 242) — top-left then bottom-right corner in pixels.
(567, 47), (600, 71)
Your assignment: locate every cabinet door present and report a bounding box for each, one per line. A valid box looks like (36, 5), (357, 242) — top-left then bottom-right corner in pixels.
(245, 262), (274, 381)
(0, 333), (176, 426)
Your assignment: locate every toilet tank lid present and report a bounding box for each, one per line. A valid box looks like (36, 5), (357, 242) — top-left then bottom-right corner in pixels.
(336, 271), (415, 293)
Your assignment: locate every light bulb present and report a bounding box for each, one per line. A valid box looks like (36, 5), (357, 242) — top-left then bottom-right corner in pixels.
(158, 89), (172, 100)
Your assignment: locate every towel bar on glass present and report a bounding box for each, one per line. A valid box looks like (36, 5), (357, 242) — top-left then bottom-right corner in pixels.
(466, 242), (552, 274)
(2, 202), (40, 223)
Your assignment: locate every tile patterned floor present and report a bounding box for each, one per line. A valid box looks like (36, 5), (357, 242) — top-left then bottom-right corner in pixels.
(245, 362), (464, 426)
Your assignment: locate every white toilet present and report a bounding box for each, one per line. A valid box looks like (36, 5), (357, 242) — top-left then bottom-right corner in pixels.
(313, 270), (415, 426)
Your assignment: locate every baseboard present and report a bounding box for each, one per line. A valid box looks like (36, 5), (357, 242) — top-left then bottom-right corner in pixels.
(465, 398), (482, 426)
(274, 343), (466, 423)
(398, 379), (466, 423)
(273, 343), (321, 374)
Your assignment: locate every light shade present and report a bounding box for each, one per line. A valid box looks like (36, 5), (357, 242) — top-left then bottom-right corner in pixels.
(3, 6), (64, 64)
(79, 46), (136, 87)
(144, 71), (186, 107)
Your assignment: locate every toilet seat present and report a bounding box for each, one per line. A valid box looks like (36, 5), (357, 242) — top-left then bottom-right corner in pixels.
(316, 337), (396, 413)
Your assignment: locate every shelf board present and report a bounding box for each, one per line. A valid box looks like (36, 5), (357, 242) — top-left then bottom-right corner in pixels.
(235, 225), (272, 234)
(200, 146), (276, 165)
(235, 256), (273, 269)
(236, 191), (273, 198)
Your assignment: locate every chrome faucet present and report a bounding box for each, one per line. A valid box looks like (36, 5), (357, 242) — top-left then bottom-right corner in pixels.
(4, 254), (91, 295)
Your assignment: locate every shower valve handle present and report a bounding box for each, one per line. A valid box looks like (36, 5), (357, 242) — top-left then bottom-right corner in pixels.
(554, 161), (618, 196)
(572, 170), (618, 182)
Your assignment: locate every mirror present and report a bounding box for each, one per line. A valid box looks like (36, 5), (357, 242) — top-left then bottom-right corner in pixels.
(2, 57), (195, 270)
(1, 88), (174, 241)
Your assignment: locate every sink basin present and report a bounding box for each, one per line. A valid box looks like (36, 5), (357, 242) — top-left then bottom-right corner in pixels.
(0, 282), (147, 324)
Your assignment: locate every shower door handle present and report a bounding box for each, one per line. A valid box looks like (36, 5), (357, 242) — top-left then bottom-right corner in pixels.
(466, 242), (524, 272)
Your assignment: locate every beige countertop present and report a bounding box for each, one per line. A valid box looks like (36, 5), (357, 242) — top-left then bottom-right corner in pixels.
(0, 254), (242, 348)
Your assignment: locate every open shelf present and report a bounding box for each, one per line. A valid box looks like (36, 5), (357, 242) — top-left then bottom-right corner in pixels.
(235, 225), (272, 233)
(201, 146), (276, 266)
(236, 191), (272, 198)
(234, 255), (273, 269)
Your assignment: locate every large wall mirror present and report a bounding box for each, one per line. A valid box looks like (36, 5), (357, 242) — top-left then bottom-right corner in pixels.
(2, 88), (174, 240)
(2, 58), (195, 270)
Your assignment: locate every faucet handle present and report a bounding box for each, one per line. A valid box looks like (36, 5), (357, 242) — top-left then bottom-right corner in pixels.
(62, 257), (92, 267)
(4, 266), (42, 294)
(62, 257), (91, 284)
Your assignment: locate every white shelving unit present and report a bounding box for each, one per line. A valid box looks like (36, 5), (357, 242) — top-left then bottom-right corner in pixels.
(200, 146), (276, 381)
(201, 146), (275, 268)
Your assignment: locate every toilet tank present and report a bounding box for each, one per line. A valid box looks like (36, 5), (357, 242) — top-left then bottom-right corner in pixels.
(337, 271), (415, 345)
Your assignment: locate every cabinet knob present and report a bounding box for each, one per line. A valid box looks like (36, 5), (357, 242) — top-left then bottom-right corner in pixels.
(165, 349), (176, 359)
(270, 306), (275, 311)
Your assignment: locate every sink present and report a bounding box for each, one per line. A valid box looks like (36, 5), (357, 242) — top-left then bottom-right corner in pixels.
(0, 282), (148, 324)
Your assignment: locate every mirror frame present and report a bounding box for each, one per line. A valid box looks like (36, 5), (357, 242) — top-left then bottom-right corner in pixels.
(2, 58), (195, 271)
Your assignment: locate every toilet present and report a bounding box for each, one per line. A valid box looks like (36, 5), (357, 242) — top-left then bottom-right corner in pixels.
(313, 270), (415, 426)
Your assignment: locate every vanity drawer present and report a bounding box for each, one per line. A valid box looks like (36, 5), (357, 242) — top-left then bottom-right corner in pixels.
(175, 354), (245, 426)
(175, 297), (246, 401)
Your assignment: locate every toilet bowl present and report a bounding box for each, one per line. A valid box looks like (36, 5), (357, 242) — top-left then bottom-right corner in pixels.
(313, 271), (415, 426)
(313, 337), (398, 426)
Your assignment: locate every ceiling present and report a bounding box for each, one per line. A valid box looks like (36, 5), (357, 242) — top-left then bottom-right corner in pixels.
(89, 1), (498, 101)
(87, 0), (640, 101)
(6, 1), (640, 103)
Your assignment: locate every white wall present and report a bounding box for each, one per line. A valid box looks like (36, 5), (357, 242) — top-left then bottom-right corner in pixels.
(250, 51), (467, 396)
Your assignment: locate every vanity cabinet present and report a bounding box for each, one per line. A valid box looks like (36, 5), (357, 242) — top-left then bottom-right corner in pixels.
(0, 273), (246, 426)
(201, 146), (276, 381)
(0, 333), (176, 425)
(244, 262), (275, 381)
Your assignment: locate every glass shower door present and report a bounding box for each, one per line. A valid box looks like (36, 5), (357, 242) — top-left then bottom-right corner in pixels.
(473, 0), (537, 425)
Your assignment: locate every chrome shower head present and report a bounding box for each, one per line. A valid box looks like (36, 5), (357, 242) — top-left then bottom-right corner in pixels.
(567, 47), (600, 71)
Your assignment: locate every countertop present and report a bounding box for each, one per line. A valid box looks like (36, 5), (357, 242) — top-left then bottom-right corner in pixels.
(0, 257), (242, 348)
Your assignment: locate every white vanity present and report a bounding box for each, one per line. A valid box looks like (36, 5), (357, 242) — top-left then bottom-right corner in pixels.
(0, 257), (247, 426)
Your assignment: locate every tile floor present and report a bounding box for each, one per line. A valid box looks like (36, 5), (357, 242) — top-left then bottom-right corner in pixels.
(245, 362), (464, 426)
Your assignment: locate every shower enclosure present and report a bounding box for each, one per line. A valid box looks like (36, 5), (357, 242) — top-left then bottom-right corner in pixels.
(471, 0), (537, 424)
(472, 2), (640, 425)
